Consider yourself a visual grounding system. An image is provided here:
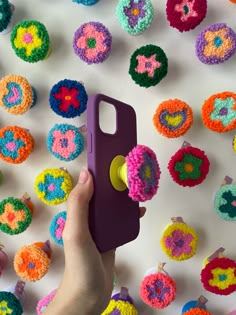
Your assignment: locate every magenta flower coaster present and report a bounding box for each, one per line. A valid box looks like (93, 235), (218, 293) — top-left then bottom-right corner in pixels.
(49, 211), (66, 246)
(73, 21), (112, 64)
(37, 289), (57, 315)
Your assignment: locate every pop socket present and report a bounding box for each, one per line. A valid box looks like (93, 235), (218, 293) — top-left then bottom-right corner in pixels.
(36, 289), (57, 315)
(50, 211), (66, 246)
(182, 295), (208, 314)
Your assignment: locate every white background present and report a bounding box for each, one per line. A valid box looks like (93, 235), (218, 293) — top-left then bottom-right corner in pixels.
(0, 0), (236, 314)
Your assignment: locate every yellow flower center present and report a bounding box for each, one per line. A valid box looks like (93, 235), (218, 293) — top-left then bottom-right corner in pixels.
(144, 165), (151, 179)
(65, 96), (71, 101)
(131, 8), (140, 16)
(184, 163), (193, 173)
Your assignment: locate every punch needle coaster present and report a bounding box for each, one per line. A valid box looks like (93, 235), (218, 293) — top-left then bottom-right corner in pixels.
(73, 0), (99, 4)
(200, 248), (236, 295)
(36, 289), (57, 315)
(202, 91), (236, 133)
(129, 44), (168, 88)
(116, 0), (154, 35)
(166, 0), (207, 32)
(34, 168), (72, 205)
(50, 211), (66, 246)
(160, 217), (198, 261)
(153, 99), (193, 138)
(11, 20), (50, 63)
(0, 281), (25, 315)
(0, 0), (14, 34)
(73, 21), (112, 64)
(49, 79), (88, 118)
(140, 263), (176, 309)
(0, 74), (37, 115)
(182, 295), (208, 314)
(14, 241), (51, 282)
(101, 287), (138, 315)
(168, 141), (210, 187)
(0, 126), (34, 164)
(196, 23), (236, 64)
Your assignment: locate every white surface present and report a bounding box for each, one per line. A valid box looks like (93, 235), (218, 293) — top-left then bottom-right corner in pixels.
(0, 0), (236, 314)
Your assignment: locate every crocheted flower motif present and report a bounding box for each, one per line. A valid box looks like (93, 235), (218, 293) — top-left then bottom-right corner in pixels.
(73, 0), (99, 5)
(168, 146), (210, 187)
(49, 79), (87, 118)
(202, 92), (236, 133)
(153, 99), (193, 138)
(50, 211), (66, 246)
(140, 272), (176, 309)
(183, 308), (211, 315)
(0, 74), (36, 115)
(129, 45), (168, 88)
(47, 124), (84, 161)
(126, 145), (161, 202)
(0, 126), (34, 164)
(0, 292), (23, 315)
(201, 257), (236, 295)
(36, 289), (57, 315)
(116, 0), (154, 35)
(11, 20), (50, 63)
(0, 0), (12, 32)
(101, 292), (137, 315)
(0, 197), (32, 235)
(73, 21), (112, 64)
(166, 0), (207, 32)
(196, 23), (236, 64)
(160, 222), (198, 261)
(214, 185), (236, 221)
(14, 243), (51, 282)
(34, 168), (72, 205)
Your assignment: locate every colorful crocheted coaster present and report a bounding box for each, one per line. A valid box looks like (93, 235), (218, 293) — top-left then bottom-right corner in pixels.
(214, 184), (236, 221)
(233, 135), (236, 153)
(202, 91), (236, 133)
(36, 289), (57, 315)
(73, 0), (99, 4)
(0, 74), (37, 115)
(196, 23), (236, 64)
(0, 0), (13, 33)
(11, 20), (50, 63)
(168, 145), (210, 187)
(160, 219), (198, 261)
(166, 0), (207, 32)
(116, 0), (154, 35)
(153, 99), (193, 138)
(49, 79), (87, 118)
(73, 21), (112, 64)
(50, 211), (66, 246)
(14, 241), (51, 282)
(0, 291), (23, 315)
(183, 309), (211, 315)
(129, 44), (168, 88)
(201, 257), (236, 295)
(34, 168), (73, 205)
(0, 126), (34, 164)
(47, 124), (84, 161)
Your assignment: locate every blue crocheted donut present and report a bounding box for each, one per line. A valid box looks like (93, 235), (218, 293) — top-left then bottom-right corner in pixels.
(50, 211), (67, 246)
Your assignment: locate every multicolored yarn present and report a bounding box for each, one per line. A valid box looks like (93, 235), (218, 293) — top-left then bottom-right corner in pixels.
(195, 23), (236, 64)
(0, 126), (34, 164)
(166, 0), (207, 32)
(233, 135), (236, 153)
(0, 197), (32, 235)
(36, 289), (57, 315)
(168, 145), (210, 187)
(0, 0), (13, 32)
(34, 168), (73, 205)
(0, 291), (23, 315)
(153, 99), (193, 138)
(160, 221), (198, 261)
(140, 271), (176, 309)
(47, 123), (84, 161)
(126, 145), (161, 202)
(202, 91), (236, 133)
(11, 20), (50, 63)
(73, 21), (112, 64)
(116, 0), (154, 35)
(201, 257), (236, 295)
(129, 44), (168, 88)
(49, 79), (88, 118)
(214, 184), (236, 221)
(182, 308), (211, 315)
(50, 211), (66, 246)
(14, 241), (51, 282)
(73, 0), (99, 4)
(0, 74), (37, 115)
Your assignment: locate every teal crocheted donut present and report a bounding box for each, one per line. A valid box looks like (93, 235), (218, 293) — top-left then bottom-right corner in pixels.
(214, 185), (236, 221)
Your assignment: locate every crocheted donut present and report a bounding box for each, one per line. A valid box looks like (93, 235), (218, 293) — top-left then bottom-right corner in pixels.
(0, 291), (23, 315)
(214, 184), (236, 221)
(182, 308), (211, 315)
(50, 211), (66, 246)
(0, 0), (13, 33)
(36, 289), (57, 315)
(73, 0), (99, 4)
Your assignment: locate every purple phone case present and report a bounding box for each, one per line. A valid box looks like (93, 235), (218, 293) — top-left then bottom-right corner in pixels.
(87, 94), (140, 252)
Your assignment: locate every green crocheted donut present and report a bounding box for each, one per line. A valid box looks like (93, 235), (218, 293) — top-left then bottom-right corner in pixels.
(0, 0), (12, 32)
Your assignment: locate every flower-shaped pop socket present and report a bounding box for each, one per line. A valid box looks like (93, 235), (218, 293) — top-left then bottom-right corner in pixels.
(160, 217), (198, 261)
(182, 295), (208, 314)
(11, 20), (50, 63)
(0, 280), (26, 315)
(36, 289), (57, 315)
(34, 168), (73, 205)
(202, 91), (236, 133)
(73, 21), (112, 64)
(72, 0), (99, 4)
(0, 74), (37, 115)
(110, 144), (160, 202)
(0, 0), (14, 34)
(196, 23), (236, 64)
(116, 0), (154, 35)
(168, 141), (210, 187)
(50, 211), (66, 246)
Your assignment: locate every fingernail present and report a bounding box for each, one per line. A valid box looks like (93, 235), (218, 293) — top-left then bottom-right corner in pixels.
(79, 168), (89, 184)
